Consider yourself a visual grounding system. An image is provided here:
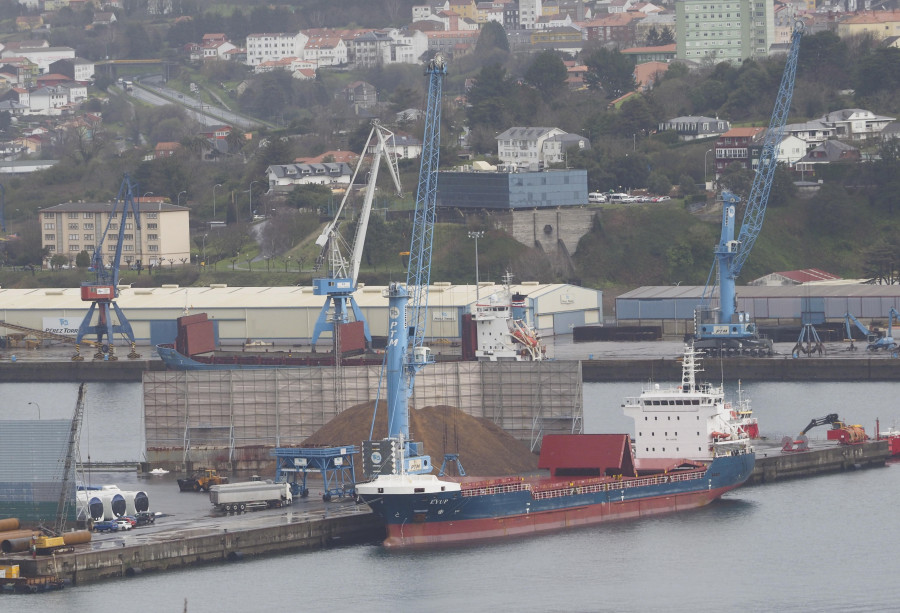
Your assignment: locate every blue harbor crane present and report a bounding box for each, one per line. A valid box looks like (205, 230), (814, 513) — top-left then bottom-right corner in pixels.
(311, 120), (403, 352)
(73, 174), (141, 361)
(692, 22), (804, 357)
(361, 54), (446, 478)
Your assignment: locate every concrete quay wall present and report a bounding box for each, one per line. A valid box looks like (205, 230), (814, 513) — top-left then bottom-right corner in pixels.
(19, 511), (382, 586)
(582, 357), (900, 382)
(748, 440), (889, 485)
(0, 359), (164, 383)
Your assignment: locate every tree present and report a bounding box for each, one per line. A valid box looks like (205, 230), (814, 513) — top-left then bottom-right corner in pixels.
(466, 64), (517, 130)
(583, 47), (636, 99)
(76, 250), (91, 268)
(475, 21), (509, 56)
(50, 254), (69, 269)
(523, 51), (567, 101)
(286, 184), (332, 211)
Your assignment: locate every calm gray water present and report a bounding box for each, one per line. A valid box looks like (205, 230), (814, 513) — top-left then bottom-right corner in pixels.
(3, 379), (900, 612)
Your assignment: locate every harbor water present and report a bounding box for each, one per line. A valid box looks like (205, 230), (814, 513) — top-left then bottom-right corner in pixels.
(2, 379), (900, 612)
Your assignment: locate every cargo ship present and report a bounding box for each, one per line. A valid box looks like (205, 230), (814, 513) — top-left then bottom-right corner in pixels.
(356, 345), (756, 547)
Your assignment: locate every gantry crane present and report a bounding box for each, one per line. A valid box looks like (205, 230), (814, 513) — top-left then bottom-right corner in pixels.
(73, 174), (141, 360)
(692, 22), (804, 357)
(360, 54), (446, 479)
(311, 120), (403, 351)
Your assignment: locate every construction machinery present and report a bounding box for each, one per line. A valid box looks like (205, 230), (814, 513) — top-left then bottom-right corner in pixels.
(782, 413), (868, 451)
(177, 469), (228, 492)
(692, 22), (804, 357)
(361, 54), (446, 478)
(311, 120), (403, 352)
(73, 174), (142, 361)
(843, 309), (899, 352)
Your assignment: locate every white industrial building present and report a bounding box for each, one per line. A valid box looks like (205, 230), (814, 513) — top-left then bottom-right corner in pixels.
(0, 282), (602, 349)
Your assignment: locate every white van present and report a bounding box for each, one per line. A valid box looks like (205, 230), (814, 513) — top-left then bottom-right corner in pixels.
(588, 192), (607, 203)
(608, 193), (632, 203)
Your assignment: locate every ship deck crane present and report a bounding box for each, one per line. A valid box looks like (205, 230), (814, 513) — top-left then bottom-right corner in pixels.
(693, 22), (804, 357)
(362, 54), (446, 478)
(311, 120), (403, 351)
(73, 174), (142, 361)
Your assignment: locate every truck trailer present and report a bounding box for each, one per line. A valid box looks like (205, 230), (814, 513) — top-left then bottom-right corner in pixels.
(208, 480), (292, 513)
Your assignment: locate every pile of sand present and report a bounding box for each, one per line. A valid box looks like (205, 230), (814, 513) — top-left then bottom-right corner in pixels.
(303, 401), (539, 477)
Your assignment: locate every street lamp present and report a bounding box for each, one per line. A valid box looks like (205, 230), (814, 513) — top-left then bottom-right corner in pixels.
(248, 181), (260, 221)
(213, 183), (223, 218)
(143, 191), (153, 199)
(468, 231), (484, 301)
(705, 149), (714, 188)
(28, 401), (40, 419)
(177, 190), (187, 206)
(201, 233), (208, 266)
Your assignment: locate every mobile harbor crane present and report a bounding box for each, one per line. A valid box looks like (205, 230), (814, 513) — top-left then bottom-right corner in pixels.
(692, 22), (804, 357)
(359, 54), (446, 480)
(843, 309), (899, 353)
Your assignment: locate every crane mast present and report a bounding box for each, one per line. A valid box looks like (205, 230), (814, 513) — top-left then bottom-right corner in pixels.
(694, 22), (803, 356)
(365, 54), (445, 477)
(74, 174), (141, 361)
(311, 120), (403, 348)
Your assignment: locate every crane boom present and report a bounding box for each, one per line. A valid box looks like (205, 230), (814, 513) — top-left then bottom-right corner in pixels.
(732, 20), (804, 276)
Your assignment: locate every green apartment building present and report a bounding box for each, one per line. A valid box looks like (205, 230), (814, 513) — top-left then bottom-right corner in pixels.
(675, 0), (774, 64)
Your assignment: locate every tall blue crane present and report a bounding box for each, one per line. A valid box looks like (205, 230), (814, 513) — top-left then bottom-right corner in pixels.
(693, 22), (804, 357)
(73, 174), (141, 361)
(360, 54), (446, 479)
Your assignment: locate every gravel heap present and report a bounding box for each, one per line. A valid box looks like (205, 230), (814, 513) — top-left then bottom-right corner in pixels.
(303, 401), (540, 477)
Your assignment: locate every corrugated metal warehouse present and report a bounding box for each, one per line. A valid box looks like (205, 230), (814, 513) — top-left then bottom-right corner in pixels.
(0, 282), (602, 347)
(616, 284), (900, 338)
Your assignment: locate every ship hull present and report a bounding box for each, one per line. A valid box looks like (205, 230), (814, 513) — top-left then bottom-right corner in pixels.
(361, 453), (754, 548)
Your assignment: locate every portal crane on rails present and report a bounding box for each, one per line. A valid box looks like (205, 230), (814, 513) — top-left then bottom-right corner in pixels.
(73, 174), (142, 361)
(360, 54), (446, 479)
(311, 120), (403, 351)
(692, 22), (804, 357)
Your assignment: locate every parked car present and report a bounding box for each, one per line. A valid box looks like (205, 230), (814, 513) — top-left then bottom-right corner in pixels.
(134, 511), (156, 526)
(588, 192), (608, 203)
(93, 520), (118, 533)
(120, 515), (137, 526)
(115, 519), (133, 531)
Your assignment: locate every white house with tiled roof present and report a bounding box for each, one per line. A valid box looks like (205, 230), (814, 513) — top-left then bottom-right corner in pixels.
(819, 109), (896, 141)
(245, 32), (307, 67)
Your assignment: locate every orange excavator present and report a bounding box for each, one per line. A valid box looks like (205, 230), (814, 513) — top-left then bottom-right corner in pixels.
(782, 414), (868, 452)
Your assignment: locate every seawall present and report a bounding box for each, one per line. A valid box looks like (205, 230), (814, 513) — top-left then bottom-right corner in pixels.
(16, 508), (382, 586)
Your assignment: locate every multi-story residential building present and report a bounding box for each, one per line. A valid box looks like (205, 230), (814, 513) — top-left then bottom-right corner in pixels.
(784, 120), (835, 148)
(384, 29), (429, 64)
(0, 46), (76, 73)
(48, 57), (95, 83)
(39, 198), (190, 267)
(837, 10), (900, 42)
(712, 127), (764, 176)
(265, 163), (353, 192)
(675, 0), (775, 64)
(819, 108), (896, 141)
(245, 32), (307, 67)
(520, 0), (544, 29)
(658, 115), (731, 141)
(302, 32), (348, 66)
(496, 126), (569, 170)
(347, 31), (394, 68)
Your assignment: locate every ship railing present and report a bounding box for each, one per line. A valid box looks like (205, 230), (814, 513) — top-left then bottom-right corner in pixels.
(460, 482), (533, 498)
(530, 470), (706, 500)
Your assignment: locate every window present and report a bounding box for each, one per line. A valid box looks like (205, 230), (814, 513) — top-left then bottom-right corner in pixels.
(83, 223), (94, 230)
(146, 212), (158, 219)
(83, 212), (92, 219)
(44, 234), (55, 241)
(69, 223), (79, 230)
(44, 223), (55, 230)
(123, 234), (134, 241)
(68, 212), (79, 219)
(44, 212), (54, 219)
(148, 245), (159, 252)
(147, 223), (157, 230)
(147, 234), (158, 241)
(69, 234), (78, 240)
(123, 245), (134, 252)
(83, 234), (93, 241)
(70, 244), (80, 251)
(108, 245), (117, 251)
(125, 223), (133, 230)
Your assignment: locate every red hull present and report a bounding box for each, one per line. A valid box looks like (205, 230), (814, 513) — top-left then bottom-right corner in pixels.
(888, 436), (900, 457)
(383, 485), (737, 547)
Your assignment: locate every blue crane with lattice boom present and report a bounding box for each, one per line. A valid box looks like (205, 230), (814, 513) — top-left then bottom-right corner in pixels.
(693, 22), (804, 357)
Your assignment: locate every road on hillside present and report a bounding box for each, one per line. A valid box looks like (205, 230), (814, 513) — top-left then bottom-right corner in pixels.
(132, 75), (267, 130)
